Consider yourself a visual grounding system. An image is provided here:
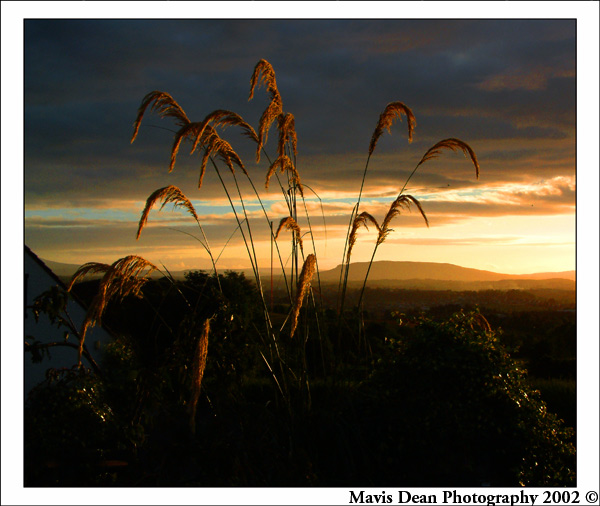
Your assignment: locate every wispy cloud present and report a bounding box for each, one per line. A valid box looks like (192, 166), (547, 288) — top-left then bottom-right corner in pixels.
(476, 64), (575, 92)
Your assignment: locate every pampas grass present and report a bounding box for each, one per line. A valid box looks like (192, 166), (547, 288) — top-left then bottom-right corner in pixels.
(189, 318), (210, 434)
(249, 59), (280, 102)
(354, 195), (430, 311)
(265, 155), (294, 189)
(136, 185), (220, 283)
(257, 98), (283, 162)
(290, 254), (316, 339)
(136, 185), (200, 240)
(341, 105), (479, 320)
(265, 157), (303, 197)
(189, 110), (259, 153)
(416, 138), (480, 178)
(204, 134), (247, 177)
(170, 123), (246, 184)
(347, 212), (380, 264)
(275, 216), (303, 253)
(74, 59), (482, 422)
(249, 59), (283, 162)
(399, 138), (480, 196)
(131, 91), (190, 144)
(248, 59), (307, 306)
(369, 101), (416, 155)
(134, 104), (256, 179)
(66, 261), (111, 285)
(68, 255), (158, 366)
(169, 110), (258, 169)
(277, 112), (297, 158)
(339, 101), (417, 313)
(130, 86), (268, 319)
(377, 195), (429, 246)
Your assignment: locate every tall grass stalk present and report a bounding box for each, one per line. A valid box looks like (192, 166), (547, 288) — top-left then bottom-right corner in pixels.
(244, 162), (293, 304)
(338, 102), (415, 323)
(209, 157), (274, 335)
(356, 195), (429, 312)
(355, 138), (480, 315)
(291, 182), (326, 312)
(136, 185), (222, 292)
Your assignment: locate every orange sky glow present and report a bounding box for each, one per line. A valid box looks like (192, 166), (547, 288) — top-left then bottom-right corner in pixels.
(14, 15), (594, 279)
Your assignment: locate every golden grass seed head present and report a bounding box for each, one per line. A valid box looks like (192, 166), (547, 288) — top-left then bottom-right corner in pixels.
(377, 195), (429, 246)
(347, 212), (380, 263)
(417, 138), (480, 179)
(274, 216), (304, 253)
(290, 254), (317, 338)
(137, 186), (199, 240)
(369, 102), (416, 155)
(189, 318), (210, 433)
(71, 255), (158, 366)
(131, 91), (190, 144)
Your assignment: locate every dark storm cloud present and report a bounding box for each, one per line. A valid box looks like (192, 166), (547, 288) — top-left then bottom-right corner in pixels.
(24, 19), (575, 214)
(277, 19), (575, 152)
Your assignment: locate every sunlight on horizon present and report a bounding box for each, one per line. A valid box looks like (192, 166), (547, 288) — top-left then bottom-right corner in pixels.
(31, 212), (575, 276)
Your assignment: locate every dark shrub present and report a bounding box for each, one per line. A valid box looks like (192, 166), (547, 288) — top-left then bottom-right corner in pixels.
(345, 310), (575, 486)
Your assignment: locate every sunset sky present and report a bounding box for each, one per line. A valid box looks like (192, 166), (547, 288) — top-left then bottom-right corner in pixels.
(12, 7), (598, 278)
(3, 2), (600, 503)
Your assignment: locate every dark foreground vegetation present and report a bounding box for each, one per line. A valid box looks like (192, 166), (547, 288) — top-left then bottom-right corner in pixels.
(25, 273), (576, 487)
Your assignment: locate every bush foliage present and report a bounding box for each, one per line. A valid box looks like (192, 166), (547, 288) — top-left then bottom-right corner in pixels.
(25, 284), (575, 486)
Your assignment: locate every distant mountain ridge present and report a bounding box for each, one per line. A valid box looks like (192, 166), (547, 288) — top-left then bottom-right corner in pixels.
(40, 258), (86, 278)
(40, 257), (575, 285)
(318, 261), (575, 283)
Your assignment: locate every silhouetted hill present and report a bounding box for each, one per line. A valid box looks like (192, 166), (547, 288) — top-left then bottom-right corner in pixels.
(337, 278), (575, 291)
(40, 259), (86, 279)
(39, 256), (575, 291)
(319, 261), (575, 284)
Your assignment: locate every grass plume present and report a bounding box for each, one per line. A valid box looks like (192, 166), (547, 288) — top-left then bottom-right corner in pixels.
(137, 185), (220, 285)
(369, 102), (416, 155)
(249, 59), (283, 162)
(249, 59), (280, 102)
(257, 97), (283, 162)
(415, 138), (480, 179)
(189, 318), (210, 434)
(347, 212), (380, 264)
(131, 91), (190, 143)
(170, 122), (247, 184)
(208, 136), (246, 177)
(398, 138), (481, 197)
(68, 256), (158, 365)
(356, 195), (429, 311)
(378, 195), (429, 246)
(191, 110), (259, 153)
(275, 216), (304, 253)
(277, 112), (298, 158)
(67, 262), (111, 287)
(168, 109), (258, 172)
(115, 60), (483, 430)
(265, 155), (294, 189)
(136, 185), (200, 240)
(290, 254), (316, 339)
